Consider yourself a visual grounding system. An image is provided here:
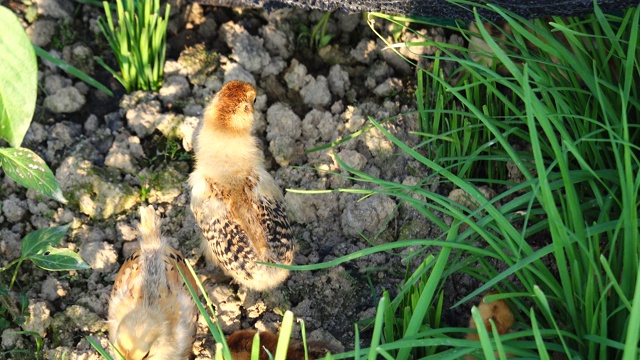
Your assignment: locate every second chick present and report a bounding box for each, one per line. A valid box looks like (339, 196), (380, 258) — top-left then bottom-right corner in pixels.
(108, 205), (198, 359)
(189, 80), (295, 291)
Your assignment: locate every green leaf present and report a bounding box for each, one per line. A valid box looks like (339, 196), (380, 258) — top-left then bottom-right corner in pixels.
(34, 46), (113, 97)
(21, 224), (71, 258)
(30, 246), (90, 271)
(0, 147), (67, 203)
(21, 224), (90, 271)
(0, 6), (38, 148)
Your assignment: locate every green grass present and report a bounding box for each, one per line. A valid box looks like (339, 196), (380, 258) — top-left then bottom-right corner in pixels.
(97, 0), (170, 92)
(300, 1), (640, 358)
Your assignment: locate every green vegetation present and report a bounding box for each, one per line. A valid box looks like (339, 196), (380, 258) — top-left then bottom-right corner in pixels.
(0, 5), (90, 353)
(97, 0), (170, 92)
(298, 11), (335, 50)
(329, 1), (638, 358)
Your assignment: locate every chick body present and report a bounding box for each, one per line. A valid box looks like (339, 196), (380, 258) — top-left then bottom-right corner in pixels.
(466, 292), (514, 340)
(189, 80), (294, 291)
(465, 292), (514, 359)
(108, 206), (198, 360)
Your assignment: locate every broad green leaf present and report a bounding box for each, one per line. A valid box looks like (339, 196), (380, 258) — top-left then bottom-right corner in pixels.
(21, 224), (89, 271)
(0, 6), (38, 148)
(21, 224), (71, 258)
(0, 147), (67, 203)
(30, 246), (90, 271)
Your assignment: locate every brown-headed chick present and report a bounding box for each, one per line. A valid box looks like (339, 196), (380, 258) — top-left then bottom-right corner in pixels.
(465, 292), (515, 359)
(226, 330), (330, 360)
(189, 80), (295, 291)
(108, 205), (198, 359)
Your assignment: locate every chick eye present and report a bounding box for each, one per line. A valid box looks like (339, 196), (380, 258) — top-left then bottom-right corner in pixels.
(142, 351), (150, 359)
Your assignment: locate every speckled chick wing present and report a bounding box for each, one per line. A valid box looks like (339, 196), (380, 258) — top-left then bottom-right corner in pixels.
(189, 80), (295, 291)
(108, 206), (198, 360)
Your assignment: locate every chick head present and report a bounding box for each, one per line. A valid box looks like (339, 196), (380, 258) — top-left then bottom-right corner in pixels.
(205, 80), (257, 134)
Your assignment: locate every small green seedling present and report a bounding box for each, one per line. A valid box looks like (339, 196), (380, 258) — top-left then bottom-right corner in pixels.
(97, 0), (171, 92)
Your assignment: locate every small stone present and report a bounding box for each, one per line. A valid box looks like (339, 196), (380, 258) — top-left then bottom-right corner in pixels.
(300, 75), (331, 108)
(59, 305), (107, 333)
(79, 241), (118, 273)
(219, 21), (271, 74)
(336, 149), (367, 171)
(260, 23), (294, 59)
(336, 11), (360, 33)
(222, 62), (256, 85)
(363, 127), (395, 159)
(158, 75), (191, 105)
(373, 78), (403, 97)
(177, 44), (219, 86)
(261, 56), (287, 77)
(284, 192), (317, 224)
(125, 100), (162, 138)
(26, 19), (56, 47)
(2, 195), (27, 223)
(122, 241), (140, 259)
(34, 0), (73, 18)
(1, 328), (24, 350)
(302, 109), (336, 143)
(0, 229), (21, 265)
(63, 44), (94, 75)
(209, 285), (241, 333)
(377, 39), (413, 75)
(23, 121), (47, 145)
(351, 39), (377, 64)
(328, 64), (350, 98)
(21, 300), (52, 337)
(266, 103), (302, 166)
(283, 59), (307, 91)
(116, 222), (138, 242)
(104, 133), (144, 174)
(341, 194), (397, 238)
(43, 86), (86, 113)
(41, 276), (69, 301)
(44, 74), (72, 95)
(84, 114), (99, 133)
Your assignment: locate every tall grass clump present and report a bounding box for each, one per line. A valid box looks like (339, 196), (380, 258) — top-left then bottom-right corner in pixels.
(97, 0), (170, 92)
(310, 1), (640, 359)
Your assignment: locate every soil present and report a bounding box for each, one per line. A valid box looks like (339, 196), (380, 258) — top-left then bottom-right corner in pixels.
(0, 1), (481, 358)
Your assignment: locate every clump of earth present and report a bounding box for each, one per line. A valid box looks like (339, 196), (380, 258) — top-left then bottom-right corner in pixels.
(0, 0), (483, 358)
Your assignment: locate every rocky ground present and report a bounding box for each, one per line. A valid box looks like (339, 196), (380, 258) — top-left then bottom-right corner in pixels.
(0, 0), (473, 358)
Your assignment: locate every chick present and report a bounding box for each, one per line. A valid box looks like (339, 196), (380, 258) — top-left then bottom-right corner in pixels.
(466, 292), (514, 340)
(465, 292), (514, 359)
(189, 80), (295, 291)
(108, 205), (198, 360)
(226, 330), (329, 360)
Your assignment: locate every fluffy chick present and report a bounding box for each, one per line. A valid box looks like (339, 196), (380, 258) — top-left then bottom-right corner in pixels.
(226, 330), (329, 360)
(109, 205), (198, 360)
(189, 80), (295, 291)
(466, 292), (514, 341)
(465, 292), (514, 359)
